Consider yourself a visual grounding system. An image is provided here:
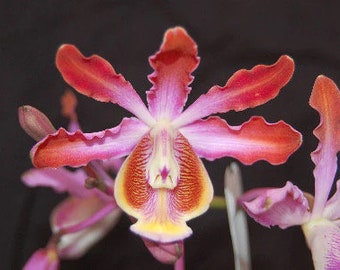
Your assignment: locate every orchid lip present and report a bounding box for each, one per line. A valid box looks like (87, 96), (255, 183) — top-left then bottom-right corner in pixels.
(146, 122), (180, 190)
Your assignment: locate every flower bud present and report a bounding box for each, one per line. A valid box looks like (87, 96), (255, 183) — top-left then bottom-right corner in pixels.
(18, 105), (56, 141)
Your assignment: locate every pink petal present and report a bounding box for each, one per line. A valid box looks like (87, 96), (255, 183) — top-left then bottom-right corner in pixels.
(51, 196), (121, 259)
(56, 45), (154, 126)
(179, 116), (302, 165)
(31, 117), (149, 168)
(310, 76), (340, 217)
(324, 180), (340, 221)
(114, 131), (213, 243)
(303, 220), (340, 270)
(173, 55), (294, 127)
(18, 106), (56, 141)
(239, 181), (310, 228)
(146, 27), (199, 120)
(23, 248), (59, 270)
(143, 239), (184, 264)
(21, 167), (95, 198)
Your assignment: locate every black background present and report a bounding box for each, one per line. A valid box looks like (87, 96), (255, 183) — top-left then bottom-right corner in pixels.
(2, 1), (340, 269)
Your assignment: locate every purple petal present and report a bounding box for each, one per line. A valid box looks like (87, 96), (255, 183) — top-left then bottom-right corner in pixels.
(303, 220), (340, 270)
(51, 196), (121, 259)
(324, 180), (340, 221)
(310, 76), (340, 216)
(239, 181), (310, 228)
(21, 167), (95, 198)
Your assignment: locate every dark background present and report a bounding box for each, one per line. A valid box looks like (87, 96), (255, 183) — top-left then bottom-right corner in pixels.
(2, 1), (340, 269)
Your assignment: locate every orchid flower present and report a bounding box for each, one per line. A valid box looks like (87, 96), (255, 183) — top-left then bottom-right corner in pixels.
(239, 75), (340, 269)
(19, 94), (122, 269)
(29, 27), (301, 243)
(20, 91), (184, 268)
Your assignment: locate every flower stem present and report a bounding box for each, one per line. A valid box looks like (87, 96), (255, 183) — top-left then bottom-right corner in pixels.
(210, 196), (227, 209)
(174, 247), (185, 270)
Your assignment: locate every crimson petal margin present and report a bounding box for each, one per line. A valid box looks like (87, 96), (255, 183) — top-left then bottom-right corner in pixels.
(146, 27), (199, 120)
(56, 45), (154, 126)
(31, 117), (149, 168)
(179, 116), (302, 165)
(310, 76), (340, 217)
(173, 55), (294, 127)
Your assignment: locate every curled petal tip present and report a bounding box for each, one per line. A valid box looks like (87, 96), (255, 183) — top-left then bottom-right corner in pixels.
(240, 181), (309, 228)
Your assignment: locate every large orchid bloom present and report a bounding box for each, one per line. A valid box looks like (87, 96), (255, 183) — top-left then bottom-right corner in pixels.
(239, 76), (340, 269)
(21, 92), (184, 269)
(30, 27), (301, 243)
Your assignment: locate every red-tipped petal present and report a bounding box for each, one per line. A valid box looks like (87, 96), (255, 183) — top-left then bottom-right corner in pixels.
(31, 117), (149, 168)
(180, 116), (302, 165)
(147, 27), (199, 120)
(310, 76), (340, 216)
(56, 45), (154, 125)
(114, 132), (213, 243)
(173, 55), (294, 127)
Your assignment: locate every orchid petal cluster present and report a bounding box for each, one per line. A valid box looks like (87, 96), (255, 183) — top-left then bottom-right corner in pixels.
(21, 92), (184, 269)
(27, 27), (301, 243)
(20, 93), (122, 269)
(239, 75), (340, 269)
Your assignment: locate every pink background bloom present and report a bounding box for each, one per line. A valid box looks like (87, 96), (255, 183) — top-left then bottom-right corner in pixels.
(239, 76), (340, 269)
